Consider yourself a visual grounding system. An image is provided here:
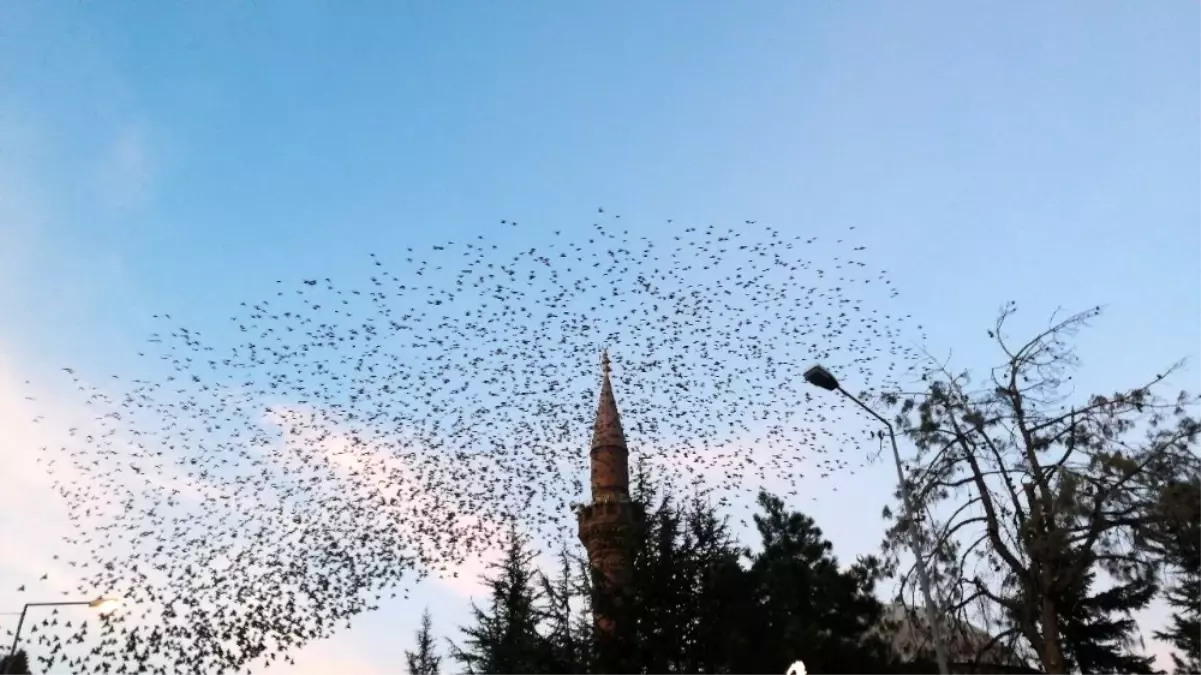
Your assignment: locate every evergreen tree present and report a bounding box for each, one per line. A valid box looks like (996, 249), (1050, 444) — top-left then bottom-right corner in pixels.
(449, 524), (547, 674)
(537, 547), (590, 673)
(628, 492), (689, 672)
(1150, 478), (1201, 673)
(1158, 573), (1200, 675)
(453, 469), (1069, 674)
(570, 550), (599, 673)
(0, 649), (32, 675)
(596, 465), (753, 673)
(584, 464), (914, 673)
(625, 483), (901, 673)
(676, 496), (755, 674)
(405, 607), (441, 675)
(738, 490), (897, 674)
(1055, 560), (1157, 674)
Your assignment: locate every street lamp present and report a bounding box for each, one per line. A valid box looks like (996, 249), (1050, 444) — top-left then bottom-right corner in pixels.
(803, 365), (951, 675)
(6, 595), (121, 658)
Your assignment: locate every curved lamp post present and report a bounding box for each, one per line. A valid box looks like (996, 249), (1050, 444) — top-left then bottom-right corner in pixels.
(803, 365), (951, 675)
(5, 596), (122, 674)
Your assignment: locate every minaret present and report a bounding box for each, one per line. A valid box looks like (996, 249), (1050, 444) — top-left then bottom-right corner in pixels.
(577, 350), (643, 640)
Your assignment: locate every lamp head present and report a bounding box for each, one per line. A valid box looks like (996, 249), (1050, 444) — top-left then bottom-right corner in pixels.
(803, 365), (839, 392)
(88, 596), (123, 614)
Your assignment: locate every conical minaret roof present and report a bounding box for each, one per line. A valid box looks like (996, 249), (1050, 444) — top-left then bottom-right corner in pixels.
(591, 350), (627, 451)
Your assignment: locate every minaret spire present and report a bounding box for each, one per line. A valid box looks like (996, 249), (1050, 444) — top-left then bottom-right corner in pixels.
(592, 350), (627, 462)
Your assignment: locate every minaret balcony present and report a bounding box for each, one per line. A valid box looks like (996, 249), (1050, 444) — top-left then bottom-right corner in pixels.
(576, 498), (645, 536)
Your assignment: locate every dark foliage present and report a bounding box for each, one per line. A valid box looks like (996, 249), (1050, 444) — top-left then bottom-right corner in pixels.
(448, 525), (546, 674)
(405, 608), (441, 675)
(620, 489), (755, 673)
(1150, 478), (1201, 674)
(735, 491), (898, 674)
(0, 650), (32, 675)
(1055, 555), (1157, 674)
(537, 548), (593, 674)
(454, 473), (918, 673)
(875, 305), (1199, 673)
(1158, 577), (1201, 675)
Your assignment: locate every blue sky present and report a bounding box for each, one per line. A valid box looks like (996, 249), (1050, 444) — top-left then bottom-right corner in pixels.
(1, 1), (1197, 672)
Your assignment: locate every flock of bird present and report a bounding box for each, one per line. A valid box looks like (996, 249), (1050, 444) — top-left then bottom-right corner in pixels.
(15, 214), (925, 673)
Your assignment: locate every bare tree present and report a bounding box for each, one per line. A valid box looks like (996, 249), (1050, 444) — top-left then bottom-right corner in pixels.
(875, 304), (1200, 673)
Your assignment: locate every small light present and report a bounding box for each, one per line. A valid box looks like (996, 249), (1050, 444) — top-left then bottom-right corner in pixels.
(88, 596), (123, 614)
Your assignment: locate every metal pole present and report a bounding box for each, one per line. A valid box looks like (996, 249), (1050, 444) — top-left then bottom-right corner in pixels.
(5, 601), (93, 675)
(837, 386), (952, 675)
(5, 605), (29, 675)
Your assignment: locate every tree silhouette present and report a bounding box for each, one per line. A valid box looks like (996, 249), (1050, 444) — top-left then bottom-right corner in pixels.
(452, 469), (940, 673)
(449, 525), (546, 674)
(536, 547), (592, 673)
(1150, 477), (1201, 673)
(0, 649), (32, 675)
(405, 607), (441, 675)
(738, 490), (898, 674)
(876, 305), (1200, 673)
(617, 489), (752, 673)
(1055, 554), (1157, 673)
(1158, 572), (1201, 674)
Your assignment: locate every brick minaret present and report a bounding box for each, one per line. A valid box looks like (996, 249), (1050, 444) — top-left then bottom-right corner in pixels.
(577, 350), (643, 640)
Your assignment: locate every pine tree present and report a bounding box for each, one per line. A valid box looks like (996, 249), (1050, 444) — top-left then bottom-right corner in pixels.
(1054, 559), (1158, 674)
(629, 492), (689, 672)
(405, 607), (441, 675)
(0, 649), (32, 675)
(1157, 564), (1201, 667)
(449, 524), (547, 674)
(570, 551), (599, 673)
(596, 462), (754, 673)
(677, 496), (754, 674)
(455, 468), (1031, 674)
(1151, 478), (1201, 674)
(537, 547), (589, 673)
(625, 484), (894, 673)
(739, 490), (897, 674)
